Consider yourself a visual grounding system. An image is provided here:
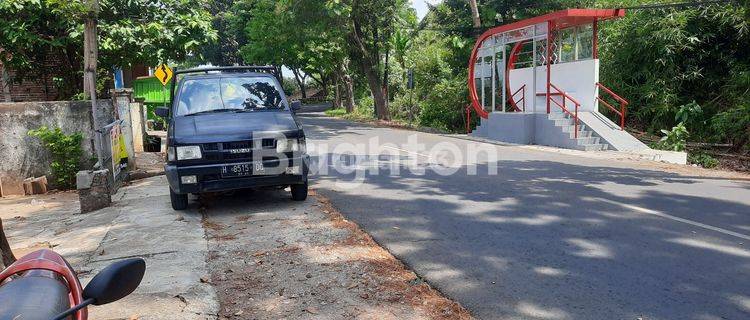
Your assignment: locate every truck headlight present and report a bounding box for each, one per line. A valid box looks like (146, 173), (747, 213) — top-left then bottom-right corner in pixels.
(276, 139), (305, 153)
(176, 146), (202, 160)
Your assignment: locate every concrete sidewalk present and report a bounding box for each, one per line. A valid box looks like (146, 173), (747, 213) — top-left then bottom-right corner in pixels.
(86, 176), (218, 319)
(1, 176), (218, 319)
(2, 174), (469, 319)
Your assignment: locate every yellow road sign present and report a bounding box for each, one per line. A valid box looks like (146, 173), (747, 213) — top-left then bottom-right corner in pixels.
(154, 64), (173, 86)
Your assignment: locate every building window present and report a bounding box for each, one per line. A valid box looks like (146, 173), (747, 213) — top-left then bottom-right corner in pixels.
(577, 24), (594, 60)
(555, 23), (594, 63)
(483, 77), (492, 109)
(557, 28), (575, 63)
(495, 49), (504, 111)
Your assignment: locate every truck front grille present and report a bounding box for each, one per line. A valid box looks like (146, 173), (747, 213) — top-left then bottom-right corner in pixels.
(197, 139), (278, 163)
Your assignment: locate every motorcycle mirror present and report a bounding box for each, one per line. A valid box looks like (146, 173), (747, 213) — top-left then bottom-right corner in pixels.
(83, 258), (146, 305)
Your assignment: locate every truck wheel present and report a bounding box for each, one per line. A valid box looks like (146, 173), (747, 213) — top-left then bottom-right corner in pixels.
(170, 189), (189, 210)
(290, 182), (308, 201)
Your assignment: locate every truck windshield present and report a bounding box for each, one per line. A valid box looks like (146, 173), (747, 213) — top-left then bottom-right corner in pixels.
(175, 76), (285, 116)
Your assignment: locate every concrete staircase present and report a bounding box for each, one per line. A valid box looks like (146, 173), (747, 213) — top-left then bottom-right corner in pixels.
(469, 112), (610, 151)
(469, 111), (687, 164)
(546, 113), (609, 151)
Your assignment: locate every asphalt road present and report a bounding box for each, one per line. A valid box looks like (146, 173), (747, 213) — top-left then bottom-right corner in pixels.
(300, 112), (750, 320)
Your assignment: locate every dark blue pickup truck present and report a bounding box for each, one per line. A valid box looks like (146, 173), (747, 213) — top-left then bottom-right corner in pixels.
(155, 66), (309, 210)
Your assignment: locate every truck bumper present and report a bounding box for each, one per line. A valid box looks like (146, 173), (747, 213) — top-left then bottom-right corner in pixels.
(166, 156), (308, 194)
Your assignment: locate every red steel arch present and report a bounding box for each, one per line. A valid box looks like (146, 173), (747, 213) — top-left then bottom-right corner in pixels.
(468, 9), (625, 119)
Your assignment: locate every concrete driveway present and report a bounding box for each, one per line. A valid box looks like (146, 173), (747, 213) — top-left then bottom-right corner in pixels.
(301, 113), (750, 320)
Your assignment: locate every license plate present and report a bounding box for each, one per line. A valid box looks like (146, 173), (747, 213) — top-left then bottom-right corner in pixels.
(221, 163), (265, 178)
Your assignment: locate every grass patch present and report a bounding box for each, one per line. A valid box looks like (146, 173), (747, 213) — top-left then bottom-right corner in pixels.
(324, 108), (348, 117)
(325, 107), (376, 122)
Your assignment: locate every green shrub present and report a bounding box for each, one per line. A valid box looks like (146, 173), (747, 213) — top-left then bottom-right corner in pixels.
(711, 103), (750, 151)
(675, 101), (707, 136)
(599, 4), (750, 138)
(324, 96), (376, 122)
(655, 122), (689, 152)
(417, 76), (467, 132)
(282, 77), (298, 96)
(351, 96), (376, 119)
(688, 151), (720, 169)
(28, 126), (84, 189)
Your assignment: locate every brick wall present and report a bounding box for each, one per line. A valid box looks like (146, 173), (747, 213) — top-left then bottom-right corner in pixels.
(0, 53), (65, 102)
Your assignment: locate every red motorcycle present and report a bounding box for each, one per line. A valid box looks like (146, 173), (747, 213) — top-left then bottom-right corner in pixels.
(0, 249), (145, 320)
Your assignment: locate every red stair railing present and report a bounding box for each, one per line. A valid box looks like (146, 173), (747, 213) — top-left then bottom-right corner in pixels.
(508, 84), (526, 112)
(549, 83), (581, 138)
(595, 82), (628, 130)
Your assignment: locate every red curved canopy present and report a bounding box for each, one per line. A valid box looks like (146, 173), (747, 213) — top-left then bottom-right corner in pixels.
(468, 9), (626, 119)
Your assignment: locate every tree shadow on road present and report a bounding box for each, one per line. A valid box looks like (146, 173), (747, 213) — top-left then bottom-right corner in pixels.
(310, 155), (750, 319)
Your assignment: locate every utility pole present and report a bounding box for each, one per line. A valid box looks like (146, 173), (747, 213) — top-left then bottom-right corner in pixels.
(468, 0), (481, 28)
(84, 0), (103, 166)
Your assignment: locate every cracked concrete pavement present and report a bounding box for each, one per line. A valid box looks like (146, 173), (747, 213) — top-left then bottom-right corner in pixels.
(1, 176), (218, 319)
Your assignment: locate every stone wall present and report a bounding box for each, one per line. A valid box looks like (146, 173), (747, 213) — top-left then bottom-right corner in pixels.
(0, 100), (115, 194)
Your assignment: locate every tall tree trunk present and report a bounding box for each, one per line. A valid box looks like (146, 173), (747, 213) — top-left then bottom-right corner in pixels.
(382, 49), (390, 112)
(83, 9), (98, 100)
(84, 0), (103, 167)
(333, 72), (342, 109)
(0, 218), (15, 269)
(362, 65), (389, 120)
(343, 73), (355, 113)
(308, 72), (329, 98)
(0, 65), (11, 102)
(341, 61), (355, 113)
(321, 75), (329, 98)
(348, 27), (389, 120)
(291, 68), (307, 99)
(468, 0), (481, 28)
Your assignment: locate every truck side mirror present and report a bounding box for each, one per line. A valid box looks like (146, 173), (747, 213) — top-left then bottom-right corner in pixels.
(291, 101), (302, 112)
(155, 107), (170, 118)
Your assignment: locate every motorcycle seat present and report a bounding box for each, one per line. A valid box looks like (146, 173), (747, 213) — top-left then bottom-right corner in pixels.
(0, 275), (71, 320)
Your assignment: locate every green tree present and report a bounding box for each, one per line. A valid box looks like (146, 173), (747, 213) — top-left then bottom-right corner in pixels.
(203, 0), (245, 66)
(598, 2), (750, 150)
(233, 0), (351, 101)
(0, 0), (217, 99)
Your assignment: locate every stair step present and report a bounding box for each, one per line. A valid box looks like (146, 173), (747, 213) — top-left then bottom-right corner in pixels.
(566, 130), (592, 138)
(553, 119), (575, 126)
(581, 144), (609, 151)
(576, 137), (600, 145)
(548, 113), (569, 120)
(472, 123), (486, 137)
(560, 124), (587, 133)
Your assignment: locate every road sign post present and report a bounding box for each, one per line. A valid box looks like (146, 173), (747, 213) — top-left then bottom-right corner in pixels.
(154, 64), (173, 110)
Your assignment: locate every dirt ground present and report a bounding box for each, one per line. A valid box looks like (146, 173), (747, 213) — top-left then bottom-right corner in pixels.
(129, 152), (166, 181)
(201, 189), (472, 320)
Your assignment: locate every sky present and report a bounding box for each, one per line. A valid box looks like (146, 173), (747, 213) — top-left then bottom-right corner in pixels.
(412, 0), (441, 20)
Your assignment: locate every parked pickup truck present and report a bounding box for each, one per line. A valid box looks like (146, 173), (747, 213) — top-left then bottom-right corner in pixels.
(155, 66), (309, 210)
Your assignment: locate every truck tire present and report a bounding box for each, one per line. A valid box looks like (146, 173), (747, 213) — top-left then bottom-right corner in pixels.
(290, 182), (308, 201)
(170, 189), (188, 210)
